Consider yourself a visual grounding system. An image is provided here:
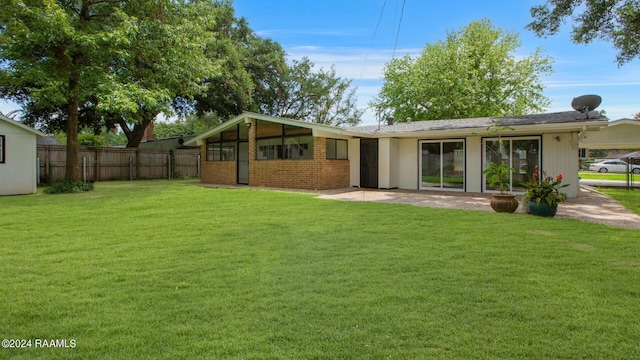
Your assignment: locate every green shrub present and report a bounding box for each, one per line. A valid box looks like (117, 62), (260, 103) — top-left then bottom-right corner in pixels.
(44, 181), (94, 194)
(39, 173), (53, 186)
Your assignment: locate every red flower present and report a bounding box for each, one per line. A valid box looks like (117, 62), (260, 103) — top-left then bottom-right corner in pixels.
(557, 174), (563, 181)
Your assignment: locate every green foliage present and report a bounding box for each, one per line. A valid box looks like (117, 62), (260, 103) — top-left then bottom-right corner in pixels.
(480, 120), (515, 194)
(270, 58), (362, 126)
(373, 19), (553, 122)
(78, 134), (105, 147)
(0, 0), (220, 158)
(483, 162), (515, 194)
(1, 181), (639, 358)
(43, 181), (94, 194)
(154, 113), (223, 138)
(528, 0), (640, 65)
(523, 166), (569, 207)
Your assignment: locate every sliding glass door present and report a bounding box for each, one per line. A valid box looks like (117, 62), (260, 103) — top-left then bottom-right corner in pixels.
(420, 140), (465, 191)
(483, 137), (540, 193)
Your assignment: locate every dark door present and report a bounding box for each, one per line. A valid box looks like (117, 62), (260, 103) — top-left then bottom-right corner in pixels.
(237, 141), (249, 184)
(360, 138), (378, 188)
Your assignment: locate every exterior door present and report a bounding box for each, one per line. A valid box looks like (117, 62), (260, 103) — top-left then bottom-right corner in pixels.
(360, 139), (378, 188)
(237, 141), (249, 184)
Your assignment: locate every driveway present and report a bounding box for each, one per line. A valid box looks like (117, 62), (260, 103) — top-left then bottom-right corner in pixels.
(317, 186), (640, 230)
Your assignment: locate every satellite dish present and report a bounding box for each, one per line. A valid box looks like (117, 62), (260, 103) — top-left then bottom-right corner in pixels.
(571, 95), (601, 118)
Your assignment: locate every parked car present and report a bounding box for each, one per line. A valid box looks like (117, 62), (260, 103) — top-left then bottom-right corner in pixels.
(589, 160), (640, 174)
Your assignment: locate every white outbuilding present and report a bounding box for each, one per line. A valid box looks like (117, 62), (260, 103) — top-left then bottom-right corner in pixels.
(0, 114), (44, 195)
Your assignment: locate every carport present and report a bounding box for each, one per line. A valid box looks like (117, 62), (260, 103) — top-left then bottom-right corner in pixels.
(580, 119), (640, 190)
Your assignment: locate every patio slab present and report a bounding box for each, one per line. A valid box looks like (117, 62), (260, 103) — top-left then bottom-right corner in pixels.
(317, 186), (640, 230)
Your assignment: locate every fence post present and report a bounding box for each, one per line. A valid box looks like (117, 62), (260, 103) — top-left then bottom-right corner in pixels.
(46, 146), (50, 180)
(36, 156), (40, 185)
(95, 147), (100, 181)
(135, 148), (140, 180)
(83, 156), (87, 183)
(129, 156), (133, 181)
(166, 154), (169, 179)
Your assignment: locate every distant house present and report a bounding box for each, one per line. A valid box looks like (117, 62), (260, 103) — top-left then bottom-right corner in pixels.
(186, 111), (609, 197)
(0, 114), (44, 195)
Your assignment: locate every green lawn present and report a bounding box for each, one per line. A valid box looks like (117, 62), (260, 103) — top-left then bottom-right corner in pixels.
(579, 171), (633, 181)
(1, 180), (639, 359)
(599, 188), (640, 215)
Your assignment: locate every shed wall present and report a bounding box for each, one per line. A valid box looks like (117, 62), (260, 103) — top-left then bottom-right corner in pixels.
(0, 122), (38, 195)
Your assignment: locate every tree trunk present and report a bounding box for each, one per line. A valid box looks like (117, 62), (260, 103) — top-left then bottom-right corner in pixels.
(65, 94), (80, 181)
(126, 120), (151, 148)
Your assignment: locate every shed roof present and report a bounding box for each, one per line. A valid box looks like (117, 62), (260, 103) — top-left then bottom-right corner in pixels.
(0, 114), (45, 137)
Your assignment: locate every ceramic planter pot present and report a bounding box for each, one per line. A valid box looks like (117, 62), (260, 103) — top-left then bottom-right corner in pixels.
(528, 201), (558, 217)
(490, 194), (519, 213)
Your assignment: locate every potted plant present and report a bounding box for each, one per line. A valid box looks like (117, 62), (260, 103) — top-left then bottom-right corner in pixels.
(484, 161), (519, 213)
(479, 120), (519, 213)
(523, 165), (569, 217)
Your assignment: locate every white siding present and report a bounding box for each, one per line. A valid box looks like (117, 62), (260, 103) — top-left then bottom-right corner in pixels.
(0, 121), (38, 195)
(465, 136), (483, 193)
(542, 133), (579, 198)
(398, 139), (418, 189)
(378, 138), (399, 189)
(580, 123), (640, 149)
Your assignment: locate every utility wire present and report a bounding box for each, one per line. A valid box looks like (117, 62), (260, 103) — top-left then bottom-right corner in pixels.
(357, 0), (388, 84)
(391, 0), (406, 59)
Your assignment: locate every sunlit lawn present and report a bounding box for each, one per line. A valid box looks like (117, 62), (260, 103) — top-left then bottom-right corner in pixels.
(1, 180), (639, 359)
(579, 171), (636, 181)
(600, 187), (640, 215)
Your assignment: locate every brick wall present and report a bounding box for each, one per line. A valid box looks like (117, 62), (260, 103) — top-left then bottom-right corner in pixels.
(249, 137), (349, 190)
(199, 119), (350, 190)
(200, 157), (236, 185)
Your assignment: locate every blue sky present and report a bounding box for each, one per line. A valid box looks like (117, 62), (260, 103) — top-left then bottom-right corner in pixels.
(232, 0), (640, 125)
(2, 0), (639, 125)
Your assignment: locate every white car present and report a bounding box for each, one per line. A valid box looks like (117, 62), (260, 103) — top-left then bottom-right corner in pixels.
(589, 160), (640, 174)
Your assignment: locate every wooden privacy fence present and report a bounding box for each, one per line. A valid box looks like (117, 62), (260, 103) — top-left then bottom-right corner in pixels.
(37, 145), (201, 182)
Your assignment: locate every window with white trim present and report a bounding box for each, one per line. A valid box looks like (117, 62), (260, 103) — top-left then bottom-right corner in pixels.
(419, 139), (465, 191)
(483, 136), (540, 193)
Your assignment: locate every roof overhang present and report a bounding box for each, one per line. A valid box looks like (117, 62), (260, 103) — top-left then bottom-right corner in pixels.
(0, 114), (45, 137)
(344, 119), (608, 139)
(185, 112), (348, 146)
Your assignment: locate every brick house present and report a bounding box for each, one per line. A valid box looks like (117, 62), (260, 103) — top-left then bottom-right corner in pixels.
(186, 112), (351, 190)
(187, 111), (610, 197)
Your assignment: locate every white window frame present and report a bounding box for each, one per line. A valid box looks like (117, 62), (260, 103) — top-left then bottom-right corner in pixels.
(418, 139), (465, 192)
(482, 136), (541, 193)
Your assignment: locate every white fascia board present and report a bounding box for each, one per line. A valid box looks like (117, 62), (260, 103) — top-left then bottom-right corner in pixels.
(185, 112), (348, 146)
(349, 120), (609, 139)
(0, 114), (45, 137)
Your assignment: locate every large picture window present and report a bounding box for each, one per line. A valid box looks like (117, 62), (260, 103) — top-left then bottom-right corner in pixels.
(206, 125), (246, 162)
(419, 140), (465, 191)
(483, 137), (540, 193)
(255, 120), (313, 160)
(326, 139), (348, 160)
(0, 135), (4, 163)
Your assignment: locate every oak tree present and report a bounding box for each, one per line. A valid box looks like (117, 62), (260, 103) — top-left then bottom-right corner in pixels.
(528, 0), (640, 65)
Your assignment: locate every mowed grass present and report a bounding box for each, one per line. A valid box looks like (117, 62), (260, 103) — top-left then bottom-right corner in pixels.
(579, 171), (635, 181)
(600, 188), (640, 215)
(1, 180), (639, 359)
